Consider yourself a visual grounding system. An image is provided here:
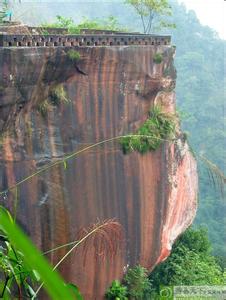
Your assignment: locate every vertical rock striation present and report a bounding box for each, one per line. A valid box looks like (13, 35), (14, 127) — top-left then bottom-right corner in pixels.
(0, 44), (198, 299)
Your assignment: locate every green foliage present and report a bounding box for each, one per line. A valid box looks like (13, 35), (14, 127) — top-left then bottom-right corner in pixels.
(193, 196), (226, 265)
(153, 53), (163, 64)
(53, 15), (75, 28)
(106, 266), (153, 300)
(102, 15), (126, 31)
(124, 265), (152, 299)
(120, 106), (175, 154)
(76, 16), (125, 32)
(0, 0), (8, 23)
(38, 85), (70, 117)
(149, 228), (225, 296)
(42, 15), (126, 34)
(0, 206), (80, 299)
(125, 0), (174, 33)
(0, 233), (36, 298)
(174, 227), (211, 254)
(50, 84), (70, 105)
(37, 99), (49, 118)
(167, 1), (226, 258)
(105, 280), (128, 300)
(72, 17), (102, 33)
(67, 49), (81, 62)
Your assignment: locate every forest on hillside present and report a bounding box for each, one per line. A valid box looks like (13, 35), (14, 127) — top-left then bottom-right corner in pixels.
(14, 0), (226, 261)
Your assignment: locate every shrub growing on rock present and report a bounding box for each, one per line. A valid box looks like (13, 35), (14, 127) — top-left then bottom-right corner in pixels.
(67, 49), (81, 62)
(120, 105), (176, 154)
(153, 53), (163, 64)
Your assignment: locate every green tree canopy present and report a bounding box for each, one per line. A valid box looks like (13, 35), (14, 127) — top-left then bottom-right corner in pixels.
(125, 0), (174, 33)
(149, 228), (225, 296)
(42, 15), (126, 34)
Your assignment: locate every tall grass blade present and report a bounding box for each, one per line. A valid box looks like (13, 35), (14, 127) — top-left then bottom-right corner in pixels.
(34, 219), (123, 297)
(200, 155), (226, 199)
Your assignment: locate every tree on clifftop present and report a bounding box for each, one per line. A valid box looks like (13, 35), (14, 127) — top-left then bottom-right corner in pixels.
(0, 0), (21, 23)
(0, 0), (9, 23)
(125, 0), (175, 33)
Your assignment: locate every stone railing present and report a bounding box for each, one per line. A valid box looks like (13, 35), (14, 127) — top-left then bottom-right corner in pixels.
(0, 33), (171, 48)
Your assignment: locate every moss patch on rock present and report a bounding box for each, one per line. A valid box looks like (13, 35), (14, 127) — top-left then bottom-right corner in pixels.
(67, 49), (81, 62)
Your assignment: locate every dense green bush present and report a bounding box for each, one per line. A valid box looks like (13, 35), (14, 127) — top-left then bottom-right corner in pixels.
(124, 265), (152, 299)
(120, 106), (175, 154)
(42, 15), (126, 34)
(105, 280), (128, 300)
(106, 266), (152, 300)
(149, 228), (225, 296)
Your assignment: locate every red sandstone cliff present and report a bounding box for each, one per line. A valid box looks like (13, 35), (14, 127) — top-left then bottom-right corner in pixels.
(0, 45), (198, 299)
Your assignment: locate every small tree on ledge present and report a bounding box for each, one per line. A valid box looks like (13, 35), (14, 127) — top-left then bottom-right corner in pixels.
(125, 0), (175, 33)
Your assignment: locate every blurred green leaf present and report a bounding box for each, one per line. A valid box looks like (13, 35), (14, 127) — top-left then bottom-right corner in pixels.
(0, 206), (80, 300)
(66, 283), (83, 300)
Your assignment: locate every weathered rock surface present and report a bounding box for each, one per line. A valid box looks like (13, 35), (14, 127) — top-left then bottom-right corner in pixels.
(0, 45), (198, 299)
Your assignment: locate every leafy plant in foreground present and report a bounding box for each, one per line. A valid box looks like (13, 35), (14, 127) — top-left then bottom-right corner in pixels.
(0, 233), (37, 299)
(0, 206), (78, 299)
(0, 203), (123, 299)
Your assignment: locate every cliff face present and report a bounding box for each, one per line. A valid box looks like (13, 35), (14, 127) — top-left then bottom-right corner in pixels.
(0, 45), (198, 299)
